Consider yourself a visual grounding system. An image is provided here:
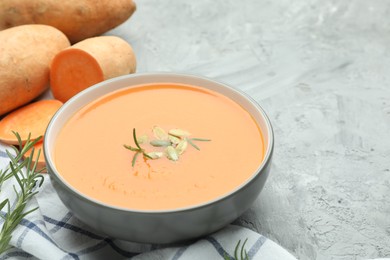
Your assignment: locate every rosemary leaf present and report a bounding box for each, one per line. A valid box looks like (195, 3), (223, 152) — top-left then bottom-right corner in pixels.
(133, 128), (142, 150)
(123, 144), (140, 152)
(143, 153), (154, 160)
(241, 238), (248, 260)
(234, 239), (242, 260)
(0, 199), (8, 212)
(190, 138), (211, 142)
(186, 138), (200, 151)
(132, 152), (140, 167)
(226, 238), (249, 260)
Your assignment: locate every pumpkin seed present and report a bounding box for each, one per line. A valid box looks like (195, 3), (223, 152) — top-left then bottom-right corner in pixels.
(150, 139), (171, 147)
(145, 151), (163, 159)
(168, 134), (181, 144)
(137, 134), (148, 144)
(166, 146), (179, 161)
(176, 139), (188, 154)
(169, 128), (191, 137)
(153, 126), (168, 140)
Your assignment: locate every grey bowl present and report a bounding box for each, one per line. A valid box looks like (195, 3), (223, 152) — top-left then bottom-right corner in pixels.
(44, 73), (274, 244)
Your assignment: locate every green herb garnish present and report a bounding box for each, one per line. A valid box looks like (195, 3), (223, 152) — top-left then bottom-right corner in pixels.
(224, 238), (250, 260)
(0, 132), (45, 253)
(123, 128), (153, 167)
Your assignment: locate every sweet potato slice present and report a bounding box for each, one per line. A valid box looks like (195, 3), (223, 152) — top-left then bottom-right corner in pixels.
(0, 99), (63, 145)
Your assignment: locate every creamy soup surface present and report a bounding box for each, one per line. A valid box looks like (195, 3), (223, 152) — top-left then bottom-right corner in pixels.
(54, 83), (264, 210)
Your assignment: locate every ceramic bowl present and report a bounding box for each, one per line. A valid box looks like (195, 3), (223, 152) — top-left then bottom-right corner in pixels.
(44, 73), (274, 243)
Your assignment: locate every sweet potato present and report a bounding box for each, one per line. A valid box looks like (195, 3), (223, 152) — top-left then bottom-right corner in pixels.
(50, 36), (136, 102)
(0, 0), (136, 43)
(0, 99), (63, 145)
(0, 24), (70, 116)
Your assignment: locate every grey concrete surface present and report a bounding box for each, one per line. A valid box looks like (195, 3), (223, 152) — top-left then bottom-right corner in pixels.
(106, 1), (390, 259)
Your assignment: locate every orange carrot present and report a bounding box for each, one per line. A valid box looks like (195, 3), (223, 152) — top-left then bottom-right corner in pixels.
(50, 36), (136, 103)
(23, 141), (46, 172)
(0, 24), (70, 116)
(0, 99), (63, 145)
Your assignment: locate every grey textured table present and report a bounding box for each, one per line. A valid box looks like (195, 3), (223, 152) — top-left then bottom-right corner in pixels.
(105, 1), (390, 259)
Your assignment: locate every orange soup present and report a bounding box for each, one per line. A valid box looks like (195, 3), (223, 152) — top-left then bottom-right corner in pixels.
(54, 83), (264, 210)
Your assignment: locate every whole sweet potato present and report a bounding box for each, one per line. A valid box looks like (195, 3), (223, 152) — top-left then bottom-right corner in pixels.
(0, 0), (136, 43)
(0, 24), (70, 116)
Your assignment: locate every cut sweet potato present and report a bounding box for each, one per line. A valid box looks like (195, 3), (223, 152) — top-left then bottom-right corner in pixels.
(50, 36), (136, 102)
(0, 99), (63, 145)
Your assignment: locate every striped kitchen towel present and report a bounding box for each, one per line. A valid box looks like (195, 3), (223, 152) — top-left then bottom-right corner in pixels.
(0, 143), (297, 260)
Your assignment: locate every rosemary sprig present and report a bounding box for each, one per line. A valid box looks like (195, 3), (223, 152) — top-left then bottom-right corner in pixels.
(0, 133), (37, 188)
(123, 128), (153, 167)
(0, 132), (45, 253)
(224, 238), (250, 260)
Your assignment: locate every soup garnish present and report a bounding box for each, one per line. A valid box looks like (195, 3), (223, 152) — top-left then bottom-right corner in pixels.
(124, 127), (211, 166)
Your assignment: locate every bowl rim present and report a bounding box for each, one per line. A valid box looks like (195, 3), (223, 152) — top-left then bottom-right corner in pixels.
(44, 72), (274, 214)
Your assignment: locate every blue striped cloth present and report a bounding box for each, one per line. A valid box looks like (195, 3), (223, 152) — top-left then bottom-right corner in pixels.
(0, 143), (297, 260)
